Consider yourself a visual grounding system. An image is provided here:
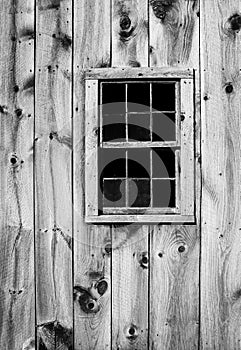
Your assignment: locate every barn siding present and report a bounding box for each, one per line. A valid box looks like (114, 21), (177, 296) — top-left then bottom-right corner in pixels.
(1, 0), (241, 349)
(0, 0), (35, 349)
(149, 1), (200, 349)
(73, 1), (111, 349)
(35, 0), (73, 348)
(200, 1), (241, 349)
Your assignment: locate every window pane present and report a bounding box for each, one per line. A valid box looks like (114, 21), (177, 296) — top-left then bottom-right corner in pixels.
(99, 149), (126, 179)
(128, 149), (150, 178)
(152, 113), (176, 141)
(127, 83), (150, 112)
(152, 83), (175, 111)
(152, 148), (175, 178)
(152, 179), (175, 207)
(103, 179), (126, 207)
(128, 179), (150, 207)
(103, 115), (126, 142)
(102, 83), (125, 114)
(128, 114), (150, 141)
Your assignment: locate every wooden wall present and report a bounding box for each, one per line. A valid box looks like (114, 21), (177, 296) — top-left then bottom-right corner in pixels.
(0, 0), (240, 349)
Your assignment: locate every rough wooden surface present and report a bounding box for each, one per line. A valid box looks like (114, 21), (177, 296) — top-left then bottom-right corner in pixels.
(0, 0), (35, 349)
(73, 0), (111, 349)
(150, 225), (199, 350)
(35, 0), (73, 348)
(112, 0), (148, 67)
(149, 0), (199, 67)
(112, 225), (149, 349)
(149, 1), (200, 349)
(111, 3), (149, 348)
(180, 79), (195, 216)
(200, 1), (241, 349)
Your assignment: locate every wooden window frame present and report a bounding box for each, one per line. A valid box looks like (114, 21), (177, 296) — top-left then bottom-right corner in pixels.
(85, 68), (195, 224)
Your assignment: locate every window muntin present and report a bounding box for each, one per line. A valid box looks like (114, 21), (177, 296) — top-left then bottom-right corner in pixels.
(99, 80), (180, 215)
(85, 69), (195, 223)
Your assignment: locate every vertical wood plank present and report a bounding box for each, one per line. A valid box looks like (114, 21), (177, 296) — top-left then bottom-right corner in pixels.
(112, 225), (149, 349)
(201, 1), (241, 349)
(149, 0), (199, 68)
(35, 0), (73, 348)
(112, 0), (148, 67)
(150, 225), (199, 349)
(0, 0), (35, 349)
(73, 1), (111, 349)
(149, 1), (200, 349)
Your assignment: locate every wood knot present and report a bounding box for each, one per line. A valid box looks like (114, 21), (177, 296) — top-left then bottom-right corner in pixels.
(125, 324), (138, 340)
(119, 12), (135, 42)
(10, 154), (18, 166)
(74, 286), (100, 314)
(150, 0), (173, 20)
(14, 85), (19, 93)
(104, 242), (112, 255)
(178, 245), (186, 253)
(139, 251), (149, 269)
(96, 279), (108, 296)
(120, 15), (131, 30)
(225, 83), (233, 94)
(228, 13), (241, 31)
(15, 108), (23, 117)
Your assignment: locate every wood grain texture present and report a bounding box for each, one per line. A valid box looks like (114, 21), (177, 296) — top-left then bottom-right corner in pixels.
(85, 80), (98, 217)
(149, 1), (200, 349)
(112, 225), (149, 349)
(35, 0), (73, 348)
(85, 67), (193, 79)
(111, 2), (149, 348)
(180, 79), (195, 216)
(149, 0), (199, 68)
(112, 0), (148, 67)
(150, 225), (199, 350)
(73, 1), (111, 349)
(200, 1), (241, 349)
(0, 0), (35, 349)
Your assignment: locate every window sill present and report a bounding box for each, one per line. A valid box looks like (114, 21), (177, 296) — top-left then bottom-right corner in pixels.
(85, 214), (195, 224)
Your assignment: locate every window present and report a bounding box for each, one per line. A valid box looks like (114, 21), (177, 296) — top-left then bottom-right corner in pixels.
(85, 68), (195, 223)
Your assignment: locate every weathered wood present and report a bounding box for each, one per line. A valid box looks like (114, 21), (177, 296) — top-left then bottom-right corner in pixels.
(73, 0), (111, 348)
(85, 67), (193, 79)
(102, 141), (179, 148)
(180, 79), (194, 216)
(200, 1), (241, 349)
(149, 1), (200, 349)
(150, 225), (199, 350)
(86, 215), (195, 224)
(112, 0), (148, 67)
(149, 0), (199, 68)
(0, 0), (35, 348)
(35, 0), (73, 348)
(111, 2), (149, 348)
(112, 226), (149, 349)
(85, 80), (99, 218)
